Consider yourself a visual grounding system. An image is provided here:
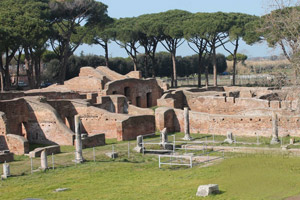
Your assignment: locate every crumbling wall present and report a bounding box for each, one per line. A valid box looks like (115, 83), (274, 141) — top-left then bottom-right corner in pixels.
(157, 90), (185, 109)
(156, 107), (300, 137)
(49, 99), (156, 141)
(120, 115), (155, 140)
(6, 134), (29, 155)
(0, 112), (9, 151)
(96, 95), (128, 114)
(103, 78), (163, 108)
(62, 77), (104, 93)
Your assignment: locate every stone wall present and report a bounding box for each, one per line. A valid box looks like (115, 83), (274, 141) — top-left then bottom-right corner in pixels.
(120, 115), (155, 140)
(103, 78), (163, 108)
(0, 152), (14, 163)
(6, 134), (29, 155)
(82, 134), (105, 148)
(156, 107), (300, 137)
(62, 76), (104, 93)
(0, 91), (81, 101)
(0, 97), (74, 148)
(49, 99), (156, 141)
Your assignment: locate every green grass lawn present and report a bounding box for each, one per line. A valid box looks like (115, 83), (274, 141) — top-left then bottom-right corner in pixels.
(1, 153), (300, 199)
(1, 133), (300, 200)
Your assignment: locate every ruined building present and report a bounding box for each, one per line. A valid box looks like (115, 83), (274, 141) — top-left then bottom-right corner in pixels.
(0, 66), (166, 159)
(1, 65), (300, 162)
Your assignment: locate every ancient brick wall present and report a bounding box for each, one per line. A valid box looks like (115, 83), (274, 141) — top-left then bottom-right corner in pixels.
(103, 78), (163, 108)
(0, 91), (81, 101)
(127, 105), (154, 116)
(82, 134), (105, 148)
(0, 153), (14, 163)
(156, 107), (300, 137)
(6, 134), (29, 155)
(49, 99), (156, 141)
(120, 115), (155, 140)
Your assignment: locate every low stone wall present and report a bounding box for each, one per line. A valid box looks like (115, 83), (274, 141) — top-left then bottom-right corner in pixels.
(6, 134), (29, 155)
(158, 88), (298, 115)
(120, 115), (156, 141)
(82, 134), (105, 149)
(96, 95), (128, 114)
(29, 145), (61, 158)
(0, 152), (14, 163)
(128, 105), (154, 116)
(156, 107), (300, 137)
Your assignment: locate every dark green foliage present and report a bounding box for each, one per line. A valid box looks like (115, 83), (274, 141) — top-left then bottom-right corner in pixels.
(226, 53), (248, 62)
(44, 52), (227, 81)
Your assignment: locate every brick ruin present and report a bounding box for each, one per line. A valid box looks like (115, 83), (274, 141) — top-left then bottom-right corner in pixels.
(0, 66), (164, 157)
(1, 66), (300, 160)
(156, 86), (300, 137)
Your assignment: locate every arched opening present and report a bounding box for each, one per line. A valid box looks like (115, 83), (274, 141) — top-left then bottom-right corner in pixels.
(124, 87), (130, 99)
(136, 96), (141, 107)
(147, 92), (152, 107)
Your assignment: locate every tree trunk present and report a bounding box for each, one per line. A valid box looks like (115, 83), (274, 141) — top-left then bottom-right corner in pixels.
(58, 53), (68, 85)
(151, 56), (156, 78)
(0, 57), (4, 92)
(232, 39), (239, 86)
(205, 65), (209, 88)
(24, 49), (35, 89)
(171, 51), (177, 88)
(58, 40), (70, 85)
(16, 50), (22, 88)
(104, 42), (109, 67)
(132, 56), (137, 71)
(212, 47), (217, 87)
(4, 65), (10, 90)
(144, 54), (148, 78)
(198, 53), (203, 88)
(0, 70), (3, 92)
(34, 57), (41, 88)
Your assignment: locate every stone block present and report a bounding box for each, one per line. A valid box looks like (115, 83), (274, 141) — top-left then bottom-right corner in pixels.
(196, 184), (219, 197)
(224, 132), (234, 144)
(0, 152), (14, 163)
(54, 188), (69, 192)
(105, 152), (118, 159)
(29, 145), (61, 158)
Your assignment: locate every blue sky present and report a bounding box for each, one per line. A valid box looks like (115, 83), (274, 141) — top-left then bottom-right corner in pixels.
(76, 0), (281, 58)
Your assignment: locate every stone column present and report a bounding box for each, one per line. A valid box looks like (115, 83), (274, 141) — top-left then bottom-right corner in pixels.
(224, 131), (234, 144)
(41, 150), (48, 171)
(161, 128), (168, 144)
(183, 107), (192, 140)
(74, 115), (84, 163)
(270, 112), (280, 144)
(134, 135), (144, 153)
(1, 162), (10, 179)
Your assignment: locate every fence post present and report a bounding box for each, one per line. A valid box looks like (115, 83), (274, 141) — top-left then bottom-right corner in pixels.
(93, 147), (96, 162)
(190, 156), (192, 168)
(234, 135), (237, 146)
(142, 136), (145, 156)
(207, 151), (209, 162)
(159, 155), (161, 168)
(128, 141), (130, 158)
(30, 157), (33, 174)
(112, 145), (115, 159)
(52, 153), (54, 170)
(173, 135), (175, 153)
